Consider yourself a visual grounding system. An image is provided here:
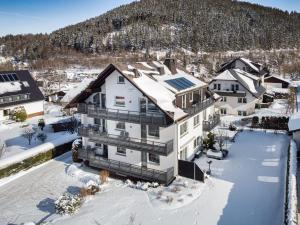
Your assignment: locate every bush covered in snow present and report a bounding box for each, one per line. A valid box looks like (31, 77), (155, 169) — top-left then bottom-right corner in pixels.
(72, 138), (82, 162)
(36, 132), (47, 143)
(125, 179), (159, 191)
(55, 193), (83, 215)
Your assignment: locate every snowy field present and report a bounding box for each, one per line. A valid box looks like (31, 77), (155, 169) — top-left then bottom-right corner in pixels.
(0, 130), (289, 225)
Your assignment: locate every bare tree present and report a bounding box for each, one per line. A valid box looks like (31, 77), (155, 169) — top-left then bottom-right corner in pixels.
(23, 126), (36, 145)
(287, 86), (297, 114)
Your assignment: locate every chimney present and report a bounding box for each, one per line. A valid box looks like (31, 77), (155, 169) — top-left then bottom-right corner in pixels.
(157, 66), (165, 75)
(164, 58), (177, 74)
(133, 68), (140, 78)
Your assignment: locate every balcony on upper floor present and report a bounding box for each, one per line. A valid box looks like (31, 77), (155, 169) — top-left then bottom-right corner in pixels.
(203, 114), (221, 132)
(78, 125), (174, 156)
(184, 97), (215, 116)
(77, 103), (169, 127)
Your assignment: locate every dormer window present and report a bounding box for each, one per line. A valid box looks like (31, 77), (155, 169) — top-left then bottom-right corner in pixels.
(235, 84), (239, 91)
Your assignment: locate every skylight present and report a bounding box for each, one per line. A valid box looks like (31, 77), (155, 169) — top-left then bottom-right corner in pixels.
(0, 73), (19, 82)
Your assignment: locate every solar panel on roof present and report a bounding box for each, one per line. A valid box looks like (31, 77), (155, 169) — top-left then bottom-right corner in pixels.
(165, 77), (195, 91)
(0, 73), (19, 82)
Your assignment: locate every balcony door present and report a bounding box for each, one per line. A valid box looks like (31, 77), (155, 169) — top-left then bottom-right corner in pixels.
(101, 94), (106, 109)
(141, 124), (147, 167)
(93, 93), (100, 107)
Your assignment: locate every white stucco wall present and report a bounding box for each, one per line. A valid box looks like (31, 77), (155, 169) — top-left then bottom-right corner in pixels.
(0, 100), (44, 121)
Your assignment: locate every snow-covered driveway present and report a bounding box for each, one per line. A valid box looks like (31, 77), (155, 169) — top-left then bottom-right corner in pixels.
(0, 152), (81, 225)
(197, 130), (289, 225)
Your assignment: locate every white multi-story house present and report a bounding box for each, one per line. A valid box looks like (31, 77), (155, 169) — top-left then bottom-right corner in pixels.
(0, 70), (44, 121)
(209, 69), (265, 116)
(67, 59), (219, 184)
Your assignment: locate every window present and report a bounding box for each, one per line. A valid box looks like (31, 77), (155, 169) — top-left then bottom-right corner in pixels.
(118, 76), (125, 84)
(238, 111), (247, 116)
(235, 84), (239, 91)
(148, 125), (159, 137)
(217, 84), (221, 90)
(220, 108), (227, 115)
(182, 95), (187, 108)
(116, 122), (125, 130)
(180, 122), (188, 136)
(115, 96), (125, 106)
(213, 84), (217, 90)
(148, 153), (160, 164)
(238, 97), (247, 103)
(179, 147), (188, 160)
(94, 118), (101, 125)
(194, 115), (200, 127)
(0, 98), (3, 103)
(116, 147), (126, 156)
(148, 102), (159, 112)
(221, 97), (227, 102)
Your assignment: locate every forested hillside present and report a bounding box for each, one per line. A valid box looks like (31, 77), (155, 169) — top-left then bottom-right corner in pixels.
(1, 0), (300, 60)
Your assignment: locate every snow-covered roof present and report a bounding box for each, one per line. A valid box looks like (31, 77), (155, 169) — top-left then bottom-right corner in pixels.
(240, 58), (260, 72)
(288, 113), (300, 132)
(214, 70), (237, 81)
(117, 61), (208, 120)
(213, 69), (265, 98)
(61, 78), (95, 103)
(265, 75), (291, 84)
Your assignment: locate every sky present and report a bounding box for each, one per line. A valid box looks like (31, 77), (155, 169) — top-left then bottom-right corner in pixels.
(0, 0), (299, 37)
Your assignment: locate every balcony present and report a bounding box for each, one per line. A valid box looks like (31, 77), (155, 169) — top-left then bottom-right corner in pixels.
(77, 103), (169, 127)
(78, 126), (174, 156)
(184, 97), (215, 116)
(214, 90), (246, 97)
(203, 114), (221, 132)
(78, 147), (175, 185)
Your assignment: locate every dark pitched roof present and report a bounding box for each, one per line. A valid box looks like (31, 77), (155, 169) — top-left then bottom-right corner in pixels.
(0, 70), (44, 108)
(218, 57), (268, 76)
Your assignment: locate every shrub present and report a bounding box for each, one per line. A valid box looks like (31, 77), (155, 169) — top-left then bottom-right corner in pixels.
(38, 119), (46, 131)
(55, 193), (83, 215)
(36, 133), (47, 143)
(71, 139), (82, 162)
(13, 108), (27, 122)
(252, 116), (259, 127)
(99, 170), (109, 183)
(203, 132), (216, 150)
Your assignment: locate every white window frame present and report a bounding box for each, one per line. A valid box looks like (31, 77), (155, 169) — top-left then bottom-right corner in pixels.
(116, 146), (126, 156)
(115, 96), (125, 107)
(193, 115), (200, 127)
(179, 147), (188, 160)
(118, 76), (125, 84)
(180, 121), (188, 137)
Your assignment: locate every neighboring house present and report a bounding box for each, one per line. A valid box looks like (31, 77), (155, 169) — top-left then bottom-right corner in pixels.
(264, 75), (290, 89)
(218, 57), (269, 77)
(209, 69), (265, 116)
(0, 70), (44, 121)
(46, 91), (66, 103)
(66, 59), (219, 184)
(288, 113), (300, 149)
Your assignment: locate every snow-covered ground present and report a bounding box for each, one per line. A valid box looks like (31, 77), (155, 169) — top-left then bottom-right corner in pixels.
(0, 130), (289, 225)
(0, 103), (76, 161)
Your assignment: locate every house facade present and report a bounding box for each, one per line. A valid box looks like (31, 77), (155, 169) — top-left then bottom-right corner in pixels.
(209, 69), (265, 116)
(264, 75), (290, 89)
(67, 60), (219, 184)
(0, 70), (44, 121)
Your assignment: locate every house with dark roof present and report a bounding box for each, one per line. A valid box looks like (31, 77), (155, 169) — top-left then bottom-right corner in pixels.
(209, 69), (265, 116)
(0, 70), (44, 121)
(217, 57), (269, 77)
(66, 59), (219, 184)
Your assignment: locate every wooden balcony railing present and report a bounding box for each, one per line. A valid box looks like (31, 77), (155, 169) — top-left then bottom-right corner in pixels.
(78, 126), (174, 156)
(77, 103), (168, 127)
(78, 147), (174, 184)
